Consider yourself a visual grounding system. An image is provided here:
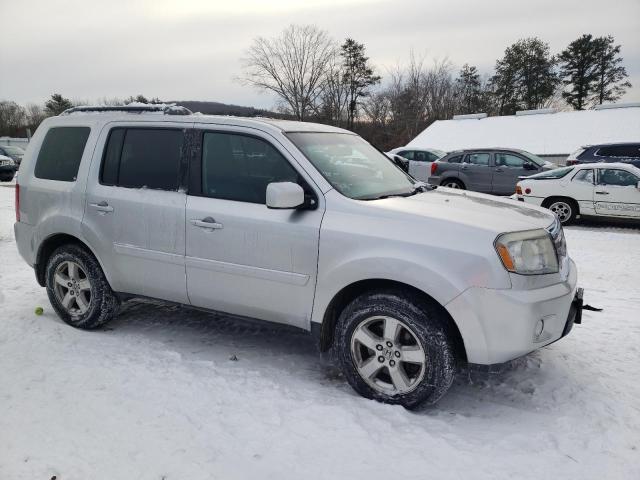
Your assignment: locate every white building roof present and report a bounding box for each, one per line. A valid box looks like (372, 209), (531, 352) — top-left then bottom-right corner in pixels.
(406, 104), (640, 156)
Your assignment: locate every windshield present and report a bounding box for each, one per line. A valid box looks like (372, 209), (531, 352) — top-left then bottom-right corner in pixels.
(287, 132), (417, 200)
(520, 151), (546, 166)
(528, 166), (573, 179)
(2, 145), (25, 154)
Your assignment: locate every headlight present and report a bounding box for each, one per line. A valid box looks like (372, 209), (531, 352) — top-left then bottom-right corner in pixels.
(495, 229), (558, 275)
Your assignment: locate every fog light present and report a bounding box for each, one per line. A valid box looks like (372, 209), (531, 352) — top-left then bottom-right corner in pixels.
(534, 319), (545, 339)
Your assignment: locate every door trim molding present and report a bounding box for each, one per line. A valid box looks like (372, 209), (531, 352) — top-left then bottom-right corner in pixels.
(114, 243), (185, 265)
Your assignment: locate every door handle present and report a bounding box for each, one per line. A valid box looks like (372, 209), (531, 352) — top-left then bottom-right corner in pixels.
(89, 201), (114, 213)
(595, 191), (610, 195)
(191, 217), (223, 230)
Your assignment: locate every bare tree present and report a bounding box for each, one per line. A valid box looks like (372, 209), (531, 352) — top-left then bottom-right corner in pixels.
(24, 103), (48, 132)
(316, 53), (350, 125)
(241, 25), (335, 121)
(0, 101), (27, 137)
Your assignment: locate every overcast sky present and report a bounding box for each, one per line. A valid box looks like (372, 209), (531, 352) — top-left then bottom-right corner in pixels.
(1, 0), (639, 109)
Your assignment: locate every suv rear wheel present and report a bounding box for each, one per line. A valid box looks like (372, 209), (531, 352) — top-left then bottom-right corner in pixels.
(335, 289), (456, 408)
(45, 244), (119, 329)
(441, 179), (465, 189)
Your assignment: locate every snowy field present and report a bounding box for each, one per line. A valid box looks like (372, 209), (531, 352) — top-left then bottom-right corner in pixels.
(1, 182), (639, 480)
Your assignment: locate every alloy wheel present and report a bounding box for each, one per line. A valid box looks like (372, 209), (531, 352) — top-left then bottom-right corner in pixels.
(549, 201), (572, 223)
(53, 261), (92, 316)
(350, 316), (426, 395)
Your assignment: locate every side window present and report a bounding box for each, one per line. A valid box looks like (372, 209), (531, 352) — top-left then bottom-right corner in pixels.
(466, 153), (490, 166)
(573, 169), (594, 184)
(425, 152), (439, 162)
(596, 145), (640, 158)
(447, 155), (463, 163)
(495, 153), (526, 168)
(598, 169), (639, 187)
(413, 151), (427, 162)
(397, 150), (414, 160)
(34, 127), (91, 181)
(202, 132), (299, 204)
(100, 128), (183, 191)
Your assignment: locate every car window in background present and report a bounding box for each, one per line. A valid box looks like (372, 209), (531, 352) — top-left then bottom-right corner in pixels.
(398, 150), (414, 160)
(596, 145), (640, 158)
(528, 166), (574, 179)
(598, 169), (639, 187)
(430, 149), (446, 159)
(520, 151), (546, 166)
(288, 132), (415, 200)
(495, 153), (526, 168)
(573, 169), (594, 184)
(466, 153), (490, 166)
(414, 151), (428, 162)
(447, 155), (463, 163)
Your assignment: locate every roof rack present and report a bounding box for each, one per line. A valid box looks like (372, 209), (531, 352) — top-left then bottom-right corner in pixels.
(60, 104), (193, 116)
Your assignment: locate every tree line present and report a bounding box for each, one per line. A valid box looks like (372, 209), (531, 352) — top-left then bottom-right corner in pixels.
(1, 27), (631, 150)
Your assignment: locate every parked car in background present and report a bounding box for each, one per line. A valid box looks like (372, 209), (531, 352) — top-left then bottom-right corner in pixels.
(0, 145), (26, 165)
(566, 142), (640, 168)
(386, 147), (446, 181)
(385, 153), (410, 174)
(14, 105), (583, 408)
(516, 162), (640, 224)
(428, 148), (555, 195)
(0, 154), (17, 181)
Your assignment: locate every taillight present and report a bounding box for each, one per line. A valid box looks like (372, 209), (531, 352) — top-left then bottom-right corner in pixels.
(515, 185), (522, 195)
(525, 187), (531, 194)
(430, 162), (438, 175)
(15, 182), (20, 222)
(566, 159), (578, 166)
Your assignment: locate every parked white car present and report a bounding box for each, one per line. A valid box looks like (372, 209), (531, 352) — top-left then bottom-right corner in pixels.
(386, 147), (446, 181)
(15, 105), (583, 407)
(516, 162), (640, 224)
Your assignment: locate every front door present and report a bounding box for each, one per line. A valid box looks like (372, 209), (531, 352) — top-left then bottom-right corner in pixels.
(492, 152), (540, 195)
(185, 127), (323, 328)
(594, 168), (640, 218)
(459, 152), (493, 192)
(83, 125), (189, 303)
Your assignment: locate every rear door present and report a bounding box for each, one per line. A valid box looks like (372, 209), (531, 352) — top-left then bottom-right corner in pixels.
(406, 151), (431, 181)
(460, 152), (493, 192)
(184, 126), (324, 329)
(593, 168), (640, 218)
(83, 124), (190, 303)
(493, 151), (540, 194)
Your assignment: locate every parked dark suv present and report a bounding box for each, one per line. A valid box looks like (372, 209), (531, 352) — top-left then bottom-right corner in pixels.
(566, 143), (640, 168)
(428, 148), (555, 195)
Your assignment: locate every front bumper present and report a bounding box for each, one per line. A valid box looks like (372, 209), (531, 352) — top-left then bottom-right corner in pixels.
(446, 258), (579, 364)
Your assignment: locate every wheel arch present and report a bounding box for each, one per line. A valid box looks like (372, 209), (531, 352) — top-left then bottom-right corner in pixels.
(541, 196), (580, 214)
(35, 233), (109, 287)
(315, 278), (468, 363)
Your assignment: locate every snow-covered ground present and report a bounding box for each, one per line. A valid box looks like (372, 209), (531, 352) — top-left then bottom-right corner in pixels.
(1, 182), (639, 480)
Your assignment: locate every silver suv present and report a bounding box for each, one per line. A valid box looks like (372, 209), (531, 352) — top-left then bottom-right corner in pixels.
(14, 105), (583, 407)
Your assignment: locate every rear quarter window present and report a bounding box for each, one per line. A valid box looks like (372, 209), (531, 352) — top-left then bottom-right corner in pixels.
(34, 127), (91, 181)
(446, 155), (463, 163)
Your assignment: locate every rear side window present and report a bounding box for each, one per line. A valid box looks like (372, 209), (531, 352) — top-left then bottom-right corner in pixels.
(101, 128), (183, 191)
(34, 127), (90, 181)
(447, 155), (463, 163)
(596, 145), (640, 158)
(397, 150), (414, 160)
(466, 153), (490, 166)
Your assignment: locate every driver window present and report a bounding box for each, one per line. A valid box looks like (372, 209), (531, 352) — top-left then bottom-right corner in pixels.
(202, 132), (299, 204)
(495, 153), (525, 168)
(598, 169), (639, 187)
(466, 153), (490, 166)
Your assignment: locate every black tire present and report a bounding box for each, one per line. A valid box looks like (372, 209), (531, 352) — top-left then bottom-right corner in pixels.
(336, 289), (456, 408)
(45, 244), (119, 329)
(543, 197), (578, 225)
(0, 172), (15, 182)
(440, 178), (465, 189)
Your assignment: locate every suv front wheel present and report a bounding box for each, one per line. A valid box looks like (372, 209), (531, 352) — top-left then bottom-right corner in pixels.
(336, 289), (456, 408)
(45, 244), (119, 329)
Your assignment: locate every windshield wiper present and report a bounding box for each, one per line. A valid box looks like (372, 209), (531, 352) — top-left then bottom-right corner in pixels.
(362, 182), (434, 200)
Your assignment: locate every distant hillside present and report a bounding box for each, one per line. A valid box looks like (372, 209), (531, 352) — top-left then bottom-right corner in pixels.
(169, 100), (284, 118)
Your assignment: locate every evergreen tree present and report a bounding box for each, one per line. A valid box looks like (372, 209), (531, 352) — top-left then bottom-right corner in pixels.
(44, 94), (73, 115)
(591, 35), (631, 105)
(490, 38), (559, 115)
(558, 34), (599, 110)
(455, 64), (483, 113)
(340, 38), (381, 129)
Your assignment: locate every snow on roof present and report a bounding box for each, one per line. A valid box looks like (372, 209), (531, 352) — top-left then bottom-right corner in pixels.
(407, 104), (640, 156)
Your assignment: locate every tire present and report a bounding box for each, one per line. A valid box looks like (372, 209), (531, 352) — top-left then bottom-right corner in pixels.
(543, 197), (578, 225)
(336, 289), (456, 408)
(0, 172), (14, 182)
(45, 244), (119, 329)
(441, 178), (465, 189)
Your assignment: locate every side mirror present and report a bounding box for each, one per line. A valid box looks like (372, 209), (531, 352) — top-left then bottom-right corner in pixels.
(266, 182), (305, 209)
